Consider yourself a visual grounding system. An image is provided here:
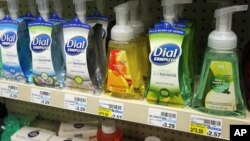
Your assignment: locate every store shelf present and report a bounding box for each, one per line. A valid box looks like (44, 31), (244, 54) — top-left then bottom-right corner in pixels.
(0, 79), (249, 140)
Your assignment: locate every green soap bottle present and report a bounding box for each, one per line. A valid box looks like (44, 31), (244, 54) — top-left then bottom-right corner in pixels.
(192, 5), (248, 117)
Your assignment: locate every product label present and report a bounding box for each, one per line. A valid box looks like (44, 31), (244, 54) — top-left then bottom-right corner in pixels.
(147, 24), (185, 105)
(64, 94), (87, 112)
(62, 18), (92, 89)
(28, 17), (56, 86)
(31, 88), (51, 105)
(98, 99), (123, 119)
(190, 115), (222, 138)
(148, 108), (177, 129)
(0, 83), (18, 99)
(204, 61), (236, 111)
(107, 49), (132, 93)
(0, 16), (25, 81)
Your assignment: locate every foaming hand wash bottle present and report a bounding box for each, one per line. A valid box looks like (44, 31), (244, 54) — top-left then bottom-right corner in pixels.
(192, 5), (248, 117)
(28, 0), (65, 88)
(106, 2), (144, 99)
(0, 0), (32, 83)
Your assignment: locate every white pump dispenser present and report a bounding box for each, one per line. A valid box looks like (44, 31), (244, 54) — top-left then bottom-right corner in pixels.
(96, 0), (105, 15)
(52, 0), (63, 17)
(28, 0), (38, 16)
(73, 0), (92, 23)
(208, 5), (248, 50)
(111, 3), (134, 41)
(5, 0), (19, 20)
(161, 0), (192, 24)
(0, 8), (4, 19)
(36, 0), (49, 21)
(128, 0), (144, 36)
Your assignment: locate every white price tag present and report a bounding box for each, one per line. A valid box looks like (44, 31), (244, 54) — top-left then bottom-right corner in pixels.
(99, 100), (123, 119)
(0, 83), (18, 99)
(31, 88), (51, 105)
(148, 108), (177, 129)
(64, 94), (87, 112)
(190, 115), (222, 138)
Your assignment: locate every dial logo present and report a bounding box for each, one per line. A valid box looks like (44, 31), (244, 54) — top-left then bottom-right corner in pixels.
(65, 36), (87, 56)
(27, 130), (40, 138)
(31, 34), (51, 53)
(150, 44), (181, 65)
(0, 31), (17, 48)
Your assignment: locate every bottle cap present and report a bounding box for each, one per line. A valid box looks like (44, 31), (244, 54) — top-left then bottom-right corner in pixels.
(102, 120), (116, 134)
(208, 5), (248, 50)
(5, 0), (19, 20)
(111, 2), (134, 41)
(145, 136), (161, 141)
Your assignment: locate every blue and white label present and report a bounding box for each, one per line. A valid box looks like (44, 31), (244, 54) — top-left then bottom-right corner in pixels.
(31, 34), (51, 53)
(65, 36), (87, 56)
(0, 83), (18, 99)
(148, 108), (177, 129)
(0, 31), (17, 48)
(150, 44), (181, 66)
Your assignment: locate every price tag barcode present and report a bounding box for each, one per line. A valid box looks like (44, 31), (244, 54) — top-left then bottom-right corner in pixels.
(64, 94), (87, 112)
(190, 115), (222, 138)
(148, 108), (177, 129)
(0, 83), (18, 99)
(98, 100), (123, 119)
(31, 88), (51, 105)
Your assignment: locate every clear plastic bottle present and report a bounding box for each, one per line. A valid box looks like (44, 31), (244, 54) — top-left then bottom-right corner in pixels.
(97, 120), (122, 141)
(192, 5), (248, 117)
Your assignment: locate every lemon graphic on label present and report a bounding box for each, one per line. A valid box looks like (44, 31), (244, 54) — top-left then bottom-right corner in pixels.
(41, 72), (48, 80)
(116, 51), (131, 80)
(74, 76), (83, 84)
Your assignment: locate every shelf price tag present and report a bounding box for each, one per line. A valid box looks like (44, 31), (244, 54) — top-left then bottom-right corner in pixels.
(148, 108), (177, 129)
(190, 115), (222, 138)
(31, 88), (51, 105)
(98, 100), (123, 119)
(0, 83), (18, 99)
(64, 94), (87, 112)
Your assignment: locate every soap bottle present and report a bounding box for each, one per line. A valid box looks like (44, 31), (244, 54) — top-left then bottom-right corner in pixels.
(128, 0), (149, 85)
(106, 2), (144, 99)
(0, 8), (4, 78)
(0, 0), (32, 83)
(145, 136), (161, 141)
(192, 5), (248, 117)
(242, 41), (250, 110)
(146, 0), (191, 107)
(62, 0), (103, 92)
(97, 120), (122, 141)
(29, 0), (65, 88)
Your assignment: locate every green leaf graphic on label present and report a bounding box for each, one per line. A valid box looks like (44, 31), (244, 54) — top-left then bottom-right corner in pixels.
(74, 76), (83, 84)
(212, 75), (230, 94)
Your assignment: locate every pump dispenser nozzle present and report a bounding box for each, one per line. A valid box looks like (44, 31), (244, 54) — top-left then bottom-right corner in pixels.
(96, 0), (105, 15)
(208, 5), (248, 50)
(6, 0), (19, 20)
(73, 0), (92, 23)
(28, 0), (38, 16)
(128, 0), (144, 35)
(52, 0), (63, 17)
(161, 0), (192, 24)
(36, 0), (49, 21)
(111, 2), (134, 41)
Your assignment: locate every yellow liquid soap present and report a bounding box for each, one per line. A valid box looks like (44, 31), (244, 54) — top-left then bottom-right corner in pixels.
(106, 40), (144, 99)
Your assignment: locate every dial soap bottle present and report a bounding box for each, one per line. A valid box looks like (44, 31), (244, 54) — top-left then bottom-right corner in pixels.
(29, 0), (65, 87)
(106, 2), (144, 99)
(192, 5), (248, 117)
(0, 0), (32, 83)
